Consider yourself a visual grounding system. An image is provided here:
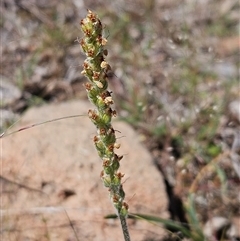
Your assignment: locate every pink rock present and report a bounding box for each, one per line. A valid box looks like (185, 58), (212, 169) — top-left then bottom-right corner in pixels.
(2, 100), (168, 241)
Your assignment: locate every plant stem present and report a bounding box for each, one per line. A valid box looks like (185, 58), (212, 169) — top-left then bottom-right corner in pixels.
(119, 214), (131, 241)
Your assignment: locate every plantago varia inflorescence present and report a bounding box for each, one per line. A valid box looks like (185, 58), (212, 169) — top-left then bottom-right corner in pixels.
(79, 10), (131, 241)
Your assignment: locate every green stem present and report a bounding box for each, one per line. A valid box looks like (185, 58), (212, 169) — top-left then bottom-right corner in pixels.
(119, 214), (131, 241)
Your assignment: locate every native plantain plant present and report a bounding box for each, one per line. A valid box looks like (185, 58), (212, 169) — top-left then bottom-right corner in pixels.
(79, 10), (131, 241)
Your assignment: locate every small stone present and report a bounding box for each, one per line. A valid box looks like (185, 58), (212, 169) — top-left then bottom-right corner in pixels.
(0, 76), (21, 106)
(0, 109), (19, 131)
(2, 100), (168, 241)
(203, 217), (237, 240)
(229, 100), (240, 122)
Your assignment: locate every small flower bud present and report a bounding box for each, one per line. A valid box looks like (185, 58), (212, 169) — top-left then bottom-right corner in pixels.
(101, 128), (116, 144)
(101, 38), (107, 46)
(112, 110), (117, 117)
(100, 61), (110, 71)
(103, 49), (108, 56)
(94, 81), (103, 89)
(104, 96), (114, 105)
(101, 113), (112, 126)
(84, 82), (92, 91)
(111, 158), (120, 171)
(102, 175), (111, 187)
(118, 185), (125, 200)
(114, 143), (121, 149)
(88, 109), (98, 120)
(120, 202), (129, 217)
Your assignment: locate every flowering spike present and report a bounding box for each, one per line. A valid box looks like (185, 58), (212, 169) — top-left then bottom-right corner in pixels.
(79, 10), (130, 228)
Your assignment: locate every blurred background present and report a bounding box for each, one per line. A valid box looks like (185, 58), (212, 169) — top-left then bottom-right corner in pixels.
(1, 0), (239, 240)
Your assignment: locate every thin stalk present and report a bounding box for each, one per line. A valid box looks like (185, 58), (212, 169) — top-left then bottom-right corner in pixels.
(119, 214), (131, 241)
